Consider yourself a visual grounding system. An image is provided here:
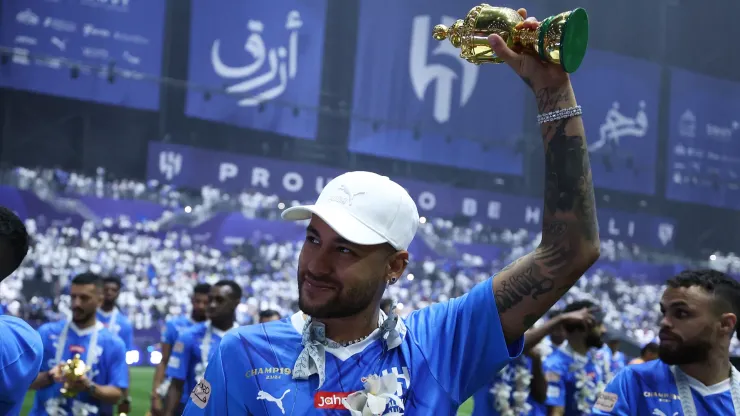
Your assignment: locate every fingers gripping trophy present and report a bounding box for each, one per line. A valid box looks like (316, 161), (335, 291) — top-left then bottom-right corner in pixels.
(56, 354), (128, 416)
(432, 3), (589, 73)
(59, 354), (90, 399)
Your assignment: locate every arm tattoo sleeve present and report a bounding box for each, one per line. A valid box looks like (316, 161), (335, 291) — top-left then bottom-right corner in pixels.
(493, 83), (600, 342)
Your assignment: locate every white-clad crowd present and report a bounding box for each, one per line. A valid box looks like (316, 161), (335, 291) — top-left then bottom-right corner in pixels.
(2, 166), (739, 354)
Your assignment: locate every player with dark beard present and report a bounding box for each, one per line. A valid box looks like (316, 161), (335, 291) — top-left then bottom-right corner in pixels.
(0, 206), (44, 415)
(544, 300), (606, 416)
(592, 269), (740, 415)
(29, 273), (128, 416)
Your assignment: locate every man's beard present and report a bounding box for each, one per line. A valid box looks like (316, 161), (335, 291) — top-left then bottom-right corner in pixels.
(73, 309), (95, 326)
(585, 332), (604, 349)
(659, 337), (713, 365)
(298, 274), (378, 319)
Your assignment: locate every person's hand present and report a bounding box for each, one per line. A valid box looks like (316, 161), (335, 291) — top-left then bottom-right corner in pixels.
(150, 395), (164, 416)
(487, 8), (570, 92)
(559, 307), (597, 328)
(64, 372), (92, 393)
(49, 363), (65, 384)
(118, 398), (132, 414)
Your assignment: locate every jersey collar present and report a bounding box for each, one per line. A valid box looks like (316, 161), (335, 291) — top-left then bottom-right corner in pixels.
(289, 311), (407, 361)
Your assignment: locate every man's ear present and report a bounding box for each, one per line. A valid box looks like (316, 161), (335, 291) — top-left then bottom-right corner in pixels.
(720, 312), (737, 338)
(386, 250), (408, 285)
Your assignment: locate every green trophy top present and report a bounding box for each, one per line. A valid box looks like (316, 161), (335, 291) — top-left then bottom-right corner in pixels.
(560, 8), (589, 73)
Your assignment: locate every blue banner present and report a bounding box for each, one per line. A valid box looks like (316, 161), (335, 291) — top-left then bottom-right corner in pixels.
(0, 0), (165, 110)
(570, 49), (661, 195)
(146, 141), (677, 249)
(347, 0), (537, 175)
(665, 68), (740, 209)
(185, 0), (327, 140)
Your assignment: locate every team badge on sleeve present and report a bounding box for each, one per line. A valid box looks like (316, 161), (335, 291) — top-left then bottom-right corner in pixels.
(190, 379), (212, 409)
(173, 342), (185, 353)
(594, 391), (618, 412)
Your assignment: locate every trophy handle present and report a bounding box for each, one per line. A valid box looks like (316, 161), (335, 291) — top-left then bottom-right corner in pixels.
(432, 24), (449, 41)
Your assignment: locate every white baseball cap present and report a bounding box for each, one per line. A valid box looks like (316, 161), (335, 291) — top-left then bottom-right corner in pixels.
(281, 171), (419, 250)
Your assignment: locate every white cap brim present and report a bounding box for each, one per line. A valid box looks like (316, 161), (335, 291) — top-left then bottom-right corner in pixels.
(282, 204), (390, 247)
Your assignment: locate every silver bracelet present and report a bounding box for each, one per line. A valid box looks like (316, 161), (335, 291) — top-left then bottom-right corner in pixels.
(537, 105), (582, 125)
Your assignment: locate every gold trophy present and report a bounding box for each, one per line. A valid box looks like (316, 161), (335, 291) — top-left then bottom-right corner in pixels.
(432, 4), (589, 73)
(59, 354), (89, 398)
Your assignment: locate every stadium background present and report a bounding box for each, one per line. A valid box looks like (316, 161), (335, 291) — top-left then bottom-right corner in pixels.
(1, 0), (739, 414)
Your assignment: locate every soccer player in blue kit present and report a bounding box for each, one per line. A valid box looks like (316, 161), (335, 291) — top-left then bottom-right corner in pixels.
(592, 269), (740, 416)
(165, 281), (242, 415)
(96, 275), (135, 413)
(97, 276), (135, 350)
(184, 10), (601, 415)
(472, 307), (596, 416)
(150, 283), (211, 416)
(543, 300), (606, 416)
(0, 205), (44, 415)
(28, 272), (129, 416)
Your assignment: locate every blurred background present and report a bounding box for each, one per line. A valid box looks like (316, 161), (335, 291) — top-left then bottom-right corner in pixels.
(0, 0), (738, 412)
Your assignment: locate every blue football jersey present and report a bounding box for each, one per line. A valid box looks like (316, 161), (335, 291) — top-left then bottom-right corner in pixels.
(0, 316), (44, 416)
(29, 320), (129, 416)
(167, 322), (233, 404)
(472, 355), (546, 416)
(183, 277), (523, 415)
(543, 345), (605, 416)
(97, 308), (134, 351)
(162, 316), (199, 346)
(591, 359), (736, 415)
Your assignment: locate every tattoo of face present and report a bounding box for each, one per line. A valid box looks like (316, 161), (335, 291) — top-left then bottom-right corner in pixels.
(494, 266), (555, 313)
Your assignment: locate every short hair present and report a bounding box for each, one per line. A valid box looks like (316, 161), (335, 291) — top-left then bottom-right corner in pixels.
(562, 300), (596, 332)
(0, 206), (30, 278)
(102, 276), (122, 289)
(214, 280), (242, 300)
(666, 269), (740, 336)
(72, 272), (102, 287)
(641, 342), (659, 356)
(259, 310), (280, 320)
(193, 283), (211, 295)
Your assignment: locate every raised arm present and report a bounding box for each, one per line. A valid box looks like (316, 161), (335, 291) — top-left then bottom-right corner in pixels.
(488, 13), (600, 344)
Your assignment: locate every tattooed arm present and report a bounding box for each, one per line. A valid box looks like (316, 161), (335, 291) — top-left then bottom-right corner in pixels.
(493, 81), (600, 344)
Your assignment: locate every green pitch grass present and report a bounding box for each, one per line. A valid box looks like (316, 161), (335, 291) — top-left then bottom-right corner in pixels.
(20, 366), (475, 415)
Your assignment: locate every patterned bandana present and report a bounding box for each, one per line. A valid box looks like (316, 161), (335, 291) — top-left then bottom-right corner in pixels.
(292, 310), (404, 389)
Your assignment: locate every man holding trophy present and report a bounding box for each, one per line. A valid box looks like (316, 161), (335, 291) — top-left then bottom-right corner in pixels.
(28, 272), (129, 416)
(183, 4), (598, 415)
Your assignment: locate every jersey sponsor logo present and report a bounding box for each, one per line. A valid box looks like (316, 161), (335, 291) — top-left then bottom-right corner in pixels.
(314, 392), (351, 409)
(190, 379), (212, 409)
(594, 391), (618, 412)
(69, 344), (86, 353)
(257, 389), (291, 414)
(245, 366), (292, 379)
